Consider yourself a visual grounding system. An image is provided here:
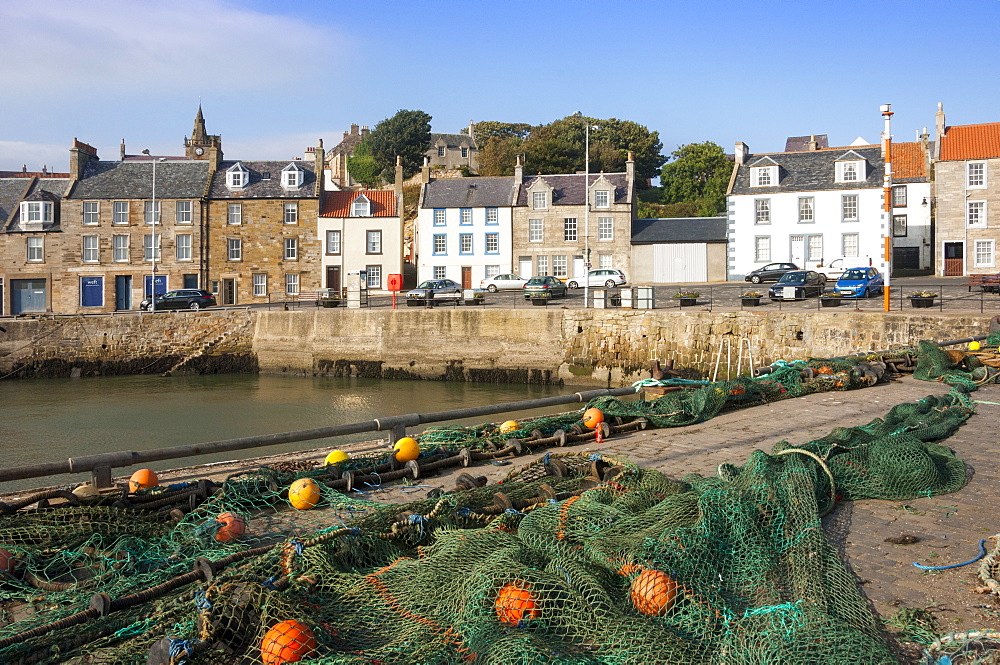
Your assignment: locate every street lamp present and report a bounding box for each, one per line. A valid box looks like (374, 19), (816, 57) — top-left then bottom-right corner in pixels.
(574, 113), (599, 308)
(142, 150), (166, 312)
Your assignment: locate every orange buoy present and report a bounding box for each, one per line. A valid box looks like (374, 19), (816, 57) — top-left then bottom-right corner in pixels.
(630, 569), (679, 616)
(288, 478), (322, 510)
(128, 469), (159, 493)
(0, 548), (17, 575)
(214, 512), (247, 543)
(260, 619), (316, 664)
(499, 420), (519, 434)
(582, 408), (604, 429)
(393, 437), (421, 463)
(495, 580), (541, 626)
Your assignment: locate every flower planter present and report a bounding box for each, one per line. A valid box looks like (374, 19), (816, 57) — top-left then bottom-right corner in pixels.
(320, 299), (341, 308)
(741, 297), (760, 307)
(465, 298), (484, 306)
(678, 298), (697, 307)
(820, 298), (841, 307)
(530, 298), (550, 306)
(609, 295), (622, 307)
(910, 297), (936, 309)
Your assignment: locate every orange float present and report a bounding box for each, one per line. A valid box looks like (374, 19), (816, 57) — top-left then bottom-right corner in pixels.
(128, 469), (159, 493)
(214, 512), (247, 543)
(630, 569), (679, 616)
(288, 478), (322, 510)
(260, 619), (316, 664)
(495, 580), (541, 626)
(392, 437), (421, 463)
(582, 408), (604, 429)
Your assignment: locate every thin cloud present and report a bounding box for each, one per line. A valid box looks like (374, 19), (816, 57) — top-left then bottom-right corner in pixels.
(0, 141), (71, 172)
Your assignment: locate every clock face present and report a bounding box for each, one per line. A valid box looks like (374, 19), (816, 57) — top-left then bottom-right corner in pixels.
(195, 147), (204, 156)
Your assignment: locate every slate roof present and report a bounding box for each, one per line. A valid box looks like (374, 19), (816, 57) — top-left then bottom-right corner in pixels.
(321, 190), (398, 217)
(68, 161), (211, 199)
(891, 142), (930, 183)
(784, 135), (829, 151)
(939, 122), (1000, 161)
(2, 177), (71, 231)
(0, 178), (31, 225)
(430, 132), (476, 149)
(421, 177), (517, 208)
(515, 173), (629, 206)
(208, 161), (318, 199)
(730, 146), (883, 195)
(630, 217), (728, 244)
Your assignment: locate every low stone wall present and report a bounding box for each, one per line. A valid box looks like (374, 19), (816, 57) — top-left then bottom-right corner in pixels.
(0, 308), (991, 384)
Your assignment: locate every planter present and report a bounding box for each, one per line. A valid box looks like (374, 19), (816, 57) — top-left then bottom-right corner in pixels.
(320, 299), (341, 308)
(678, 298), (697, 307)
(465, 298), (484, 306)
(741, 297), (761, 307)
(820, 298), (841, 307)
(609, 295), (622, 307)
(910, 297), (936, 309)
(530, 298), (550, 307)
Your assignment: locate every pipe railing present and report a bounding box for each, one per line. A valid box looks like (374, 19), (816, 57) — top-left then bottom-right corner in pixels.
(0, 387), (637, 489)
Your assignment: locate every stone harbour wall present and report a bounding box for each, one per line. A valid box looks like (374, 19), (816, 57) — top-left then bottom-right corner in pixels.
(0, 308), (992, 384)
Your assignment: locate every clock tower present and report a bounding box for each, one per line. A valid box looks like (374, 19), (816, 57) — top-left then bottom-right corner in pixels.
(184, 105), (223, 166)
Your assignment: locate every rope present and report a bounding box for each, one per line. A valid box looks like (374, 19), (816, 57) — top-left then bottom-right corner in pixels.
(913, 539), (987, 570)
(772, 448), (837, 517)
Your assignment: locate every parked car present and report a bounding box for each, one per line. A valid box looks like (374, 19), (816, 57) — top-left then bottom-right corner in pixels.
(816, 257), (875, 280)
(480, 274), (528, 292)
(406, 279), (463, 306)
(566, 269), (627, 289)
(768, 270), (827, 300)
(140, 289), (216, 311)
(522, 276), (568, 299)
(834, 267), (884, 298)
(745, 263), (799, 284)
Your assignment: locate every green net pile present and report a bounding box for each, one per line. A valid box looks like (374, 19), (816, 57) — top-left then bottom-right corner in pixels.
(0, 339), (996, 664)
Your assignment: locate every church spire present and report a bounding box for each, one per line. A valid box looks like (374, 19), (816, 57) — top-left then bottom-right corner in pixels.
(191, 104), (207, 143)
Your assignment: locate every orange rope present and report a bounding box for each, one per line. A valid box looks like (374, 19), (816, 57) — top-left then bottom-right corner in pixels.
(556, 495), (582, 540)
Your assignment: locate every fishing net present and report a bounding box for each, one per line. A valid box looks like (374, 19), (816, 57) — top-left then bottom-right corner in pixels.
(0, 340), (996, 664)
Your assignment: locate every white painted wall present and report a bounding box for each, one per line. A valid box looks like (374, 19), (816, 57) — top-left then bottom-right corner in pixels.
(318, 215), (403, 293)
(415, 205), (513, 285)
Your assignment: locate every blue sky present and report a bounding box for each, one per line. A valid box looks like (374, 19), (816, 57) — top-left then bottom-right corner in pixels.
(1, 0), (997, 172)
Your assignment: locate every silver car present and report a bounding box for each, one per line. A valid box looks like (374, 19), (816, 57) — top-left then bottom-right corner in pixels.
(566, 269), (627, 289)
(479, 273), (527, 292)
(406, 279), (463, 306)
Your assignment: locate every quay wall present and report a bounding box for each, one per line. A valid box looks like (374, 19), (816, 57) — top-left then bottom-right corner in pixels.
(0, 308), (992, 384)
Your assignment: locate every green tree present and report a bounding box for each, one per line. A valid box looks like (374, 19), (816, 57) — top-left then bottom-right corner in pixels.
(346, 140), (382, 188)
(365, 109), (432, 180)
(660, 141), (732, 216)
(474, 121), (533, 176)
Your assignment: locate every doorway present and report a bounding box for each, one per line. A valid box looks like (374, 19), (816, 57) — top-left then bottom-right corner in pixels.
(461, 266), (472, 289)
(115, 275), (132, 310)
(326, 266), (341, 294)
(519, 257), (532, 278)
(944, 242), (964, 276)
(222, 278), (237, 305)
(11, 279), (46, 314)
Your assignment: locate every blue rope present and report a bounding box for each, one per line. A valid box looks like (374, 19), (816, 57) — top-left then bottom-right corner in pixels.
(261, 576), (280, 590)
(407, 514), (428, 539)
(504, 508), (525, 517)
(168, 637), (199, 664)
(194, 590), (212, 611)
(913, 540), (987, 570)
(589, 453), (603, 461)
(456, 507), (472, 518)
(290, 539), (304, 557)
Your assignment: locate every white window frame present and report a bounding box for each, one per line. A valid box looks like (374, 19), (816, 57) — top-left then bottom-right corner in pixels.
(436, 146), (445, 158)
(144, 201), (161, 225)
(532, 191), (547, 210)
(326, 229), (341, 255)
(842, 194), (859, 221)
(176, 234), (192, 261)
(175, 201), (192, 224)
(594, 190), (610, 208)
(285, 273), (299, 295)
(365, 265), (382, 289)
(433, 234), (446, 255)
(459, 233), (473, 254)
(460, 208), (472, 225)
(552, 255), (568, 277)
(891, 186), (907, 207)
(754, 236), (770, 262)
(281, 165), (302, 190)
(433, 266), (446, 279)
(366, 230), (382, 254)
(486, 207), (498, 225)
(253, 273), (267, 297)
(842, 233), (859, 258)
(21, 201), (53, 223)
(113, 234), (129, 262)
(227, 237), (242, 261)
(113, 201), (129, 225)
(836, 160), (862, 183)
(83, 201), (100, 226)
(528, 219), (543, 242)
(598, 217), (613, 241)
(143, 234), (161, 261)
(460, 147), (469, 158)
(227, 164), (248, 189)
(968, 161), (987, 189)
(798, 197), (814, 223)
(968, 200), (987, 228)
(284, 202), (298, 224)
(82, 235), (99, 263)
(26, 236), (43, 262)
(807, 235), (824, 261)
(974, 239), (995, 267)
(598, 253), (613, 269)
(433, 209), (446, 226)
(563, 217), (577, 241)
(228, 203), (242, 225)
(751, 165), (776, 187)
(485, 232), (499, 254)
(485, 265), (500, 279)
(536, 254), (549, 276)
(754, 199), (770, 225)
(352, 197), (371, 217)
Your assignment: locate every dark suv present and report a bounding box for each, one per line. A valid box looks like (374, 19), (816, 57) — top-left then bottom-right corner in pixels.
(141, 289), (217, 311)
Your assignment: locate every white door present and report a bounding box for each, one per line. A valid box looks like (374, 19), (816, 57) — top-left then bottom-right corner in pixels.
(790, 236), (805, 267)
(652, 244), (707, 282)
(572, 257), (585, 279)
(519, 257), (533, 278)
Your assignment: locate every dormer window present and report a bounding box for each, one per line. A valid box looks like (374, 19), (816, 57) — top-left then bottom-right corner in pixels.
(352, 194), (371, 217)
(226, 163), (249, 190)
(281, 163), (304, 190)
(532, 191), (547, 210)
(751, 165), (777, 187)
(836, 160), (865, 183)
(20, 201), (53, 230)
(594, 190), (610, 208)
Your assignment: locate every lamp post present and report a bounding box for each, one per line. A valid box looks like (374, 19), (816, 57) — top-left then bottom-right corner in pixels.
(574, 113), (599, 308)
(142, 150), (165, 312)
(880, 104), (893, 312)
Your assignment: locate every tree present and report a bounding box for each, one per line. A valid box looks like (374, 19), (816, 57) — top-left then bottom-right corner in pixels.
(347, 140), (382, 188)
(474, 121), (533, 176)
(659, 141), (732, 216)
(364, 109), (432, 180)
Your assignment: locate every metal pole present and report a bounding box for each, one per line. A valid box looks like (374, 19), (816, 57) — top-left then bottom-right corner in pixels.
(152, 156), (157, 313)
(584, 123), (590, 309)
(881, 104), (893, 312)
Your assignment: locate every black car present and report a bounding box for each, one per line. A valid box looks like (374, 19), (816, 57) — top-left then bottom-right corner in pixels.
(141, 289), (217, 311)
(768, 271), (827, 300)
(745, 263), (799, 284)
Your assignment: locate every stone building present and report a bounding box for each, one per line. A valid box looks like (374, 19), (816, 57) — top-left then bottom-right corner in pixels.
(324, 123), (369, 189)
(933, 104), (1000, 276)
(426, 123), (478, 172)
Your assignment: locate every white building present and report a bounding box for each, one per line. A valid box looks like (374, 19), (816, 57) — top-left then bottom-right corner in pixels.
(318, 189), (403, 294)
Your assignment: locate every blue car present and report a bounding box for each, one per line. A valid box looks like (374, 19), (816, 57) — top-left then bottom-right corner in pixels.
(834, 267), (884, 298)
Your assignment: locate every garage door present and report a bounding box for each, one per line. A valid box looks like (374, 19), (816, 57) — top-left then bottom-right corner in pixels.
(11, 279), (46, 314)
(652, 244), (707, 282)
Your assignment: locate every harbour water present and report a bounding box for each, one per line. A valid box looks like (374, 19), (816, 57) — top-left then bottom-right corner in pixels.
(0, 374), (575, 492)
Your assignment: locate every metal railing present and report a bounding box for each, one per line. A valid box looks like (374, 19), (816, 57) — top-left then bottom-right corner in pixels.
(0, 387), (637, 489)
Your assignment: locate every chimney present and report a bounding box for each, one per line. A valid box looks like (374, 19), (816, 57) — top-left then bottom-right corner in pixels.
(394, 155), (403, 195)
(351, 123), (359, 136)
(69, 138), (98, 181)
(21, 165), (26, 174)
(420, 156), (431, 184)
(314, 138), (325, 196)
(734, 141), (748, 165)
(468, 119), (475, 139)
(361, 125), (369, 138)
(935, 102), (946, 140)
(42, 165), (47, 175)
(806, 135), (818, 151)
(514, 153), (524, 182)
(625, 151), (635, 204)
(120, 139), (126, 161)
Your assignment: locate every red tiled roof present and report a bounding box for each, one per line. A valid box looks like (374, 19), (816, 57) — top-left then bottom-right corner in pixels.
(939, 122), (1000, 161)
(320, 190), (398, 217)
(890, 142), (926, 179)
